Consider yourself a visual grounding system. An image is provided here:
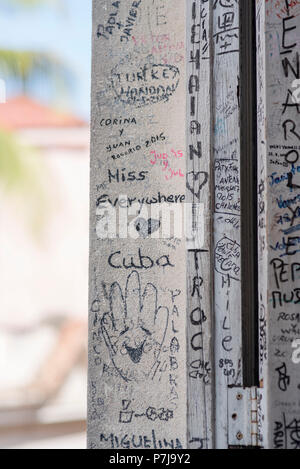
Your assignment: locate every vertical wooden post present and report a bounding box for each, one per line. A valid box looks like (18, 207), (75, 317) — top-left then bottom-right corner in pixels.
(88, 0), (188, 449)
(186, 0), (214, 450)
(256, 0), (300, 449)
(212, 0), (244, 448)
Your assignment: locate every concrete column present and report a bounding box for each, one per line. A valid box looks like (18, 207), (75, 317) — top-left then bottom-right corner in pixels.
(88, 0), (187, 450)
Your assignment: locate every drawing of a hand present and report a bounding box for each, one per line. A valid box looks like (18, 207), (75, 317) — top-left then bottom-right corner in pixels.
(101, 271), (169, 382)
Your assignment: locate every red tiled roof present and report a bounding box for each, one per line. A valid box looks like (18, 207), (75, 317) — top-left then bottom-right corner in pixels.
(0, 96), (87, 130)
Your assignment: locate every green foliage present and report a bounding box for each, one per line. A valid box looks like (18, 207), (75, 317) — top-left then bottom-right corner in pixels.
(0, 130), (35, 192)
(0, 49), (70, 93)
(0, 0), (68, 90)
(0, 0), (69, 231)
(0, 130), (47, 234)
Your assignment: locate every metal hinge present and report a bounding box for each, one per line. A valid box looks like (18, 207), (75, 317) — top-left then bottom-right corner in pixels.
(228, 387), (261, 448)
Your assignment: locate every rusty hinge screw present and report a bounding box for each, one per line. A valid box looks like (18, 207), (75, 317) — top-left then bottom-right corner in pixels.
(236, 393), (243, 401)
(236, 432), (243, 441)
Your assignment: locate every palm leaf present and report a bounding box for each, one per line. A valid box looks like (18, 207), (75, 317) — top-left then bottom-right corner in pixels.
(0, 0), (68, 233)
(0, 49), (71, 93)
(0, 129), (47, 233)
(0, 129), (37, 192)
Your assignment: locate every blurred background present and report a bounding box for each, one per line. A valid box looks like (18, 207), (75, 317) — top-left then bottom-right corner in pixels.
(0, 0), (92, 449)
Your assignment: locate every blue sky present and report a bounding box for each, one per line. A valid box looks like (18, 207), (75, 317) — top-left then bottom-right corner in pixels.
(0, 0), (92, 120)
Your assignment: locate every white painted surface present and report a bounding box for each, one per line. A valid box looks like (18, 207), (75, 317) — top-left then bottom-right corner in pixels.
(256, 0), (300, 449)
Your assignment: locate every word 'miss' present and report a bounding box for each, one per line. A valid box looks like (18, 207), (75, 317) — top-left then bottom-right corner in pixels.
(108, 168), (149, 184)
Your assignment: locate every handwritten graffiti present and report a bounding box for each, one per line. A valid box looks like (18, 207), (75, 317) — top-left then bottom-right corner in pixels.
(101, 271), (169, 382)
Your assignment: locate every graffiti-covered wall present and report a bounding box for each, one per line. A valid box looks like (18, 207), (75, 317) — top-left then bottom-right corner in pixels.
(88, 0), (300, 450)
(257, 0), (300, 450)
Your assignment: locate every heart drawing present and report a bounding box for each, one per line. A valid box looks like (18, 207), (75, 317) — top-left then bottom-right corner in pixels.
(186, 171), (209, 199)
(135, 218), (161, 238)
